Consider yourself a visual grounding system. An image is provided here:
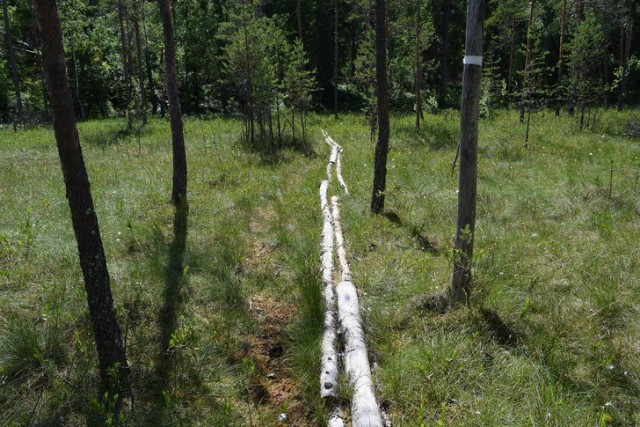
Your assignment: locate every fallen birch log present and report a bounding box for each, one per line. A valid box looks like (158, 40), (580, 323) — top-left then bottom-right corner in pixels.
(323, 130), (349, 194)
(330, 196), (351, 283)
(331, 197), (382, 427)
(335, 151), (349, 195)
(326, 143), (339, 182)
(320, 180), (339, 400)
(337, 280), (382, 427)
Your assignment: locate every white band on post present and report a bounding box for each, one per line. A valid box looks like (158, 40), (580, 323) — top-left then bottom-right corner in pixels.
(463, 55), (483, 66)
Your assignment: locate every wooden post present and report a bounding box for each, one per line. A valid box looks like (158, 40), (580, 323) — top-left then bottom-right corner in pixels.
(449, 0), (485, 306)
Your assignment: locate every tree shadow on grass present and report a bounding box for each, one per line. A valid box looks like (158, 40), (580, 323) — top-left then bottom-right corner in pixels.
(239, 134), (317, 166)
(82, 120), (147, 147)
(140, 203), (189, 424)
(391, 119), (459, 150)
(130, 203), (246, 425)
(380, 210), (443, 256)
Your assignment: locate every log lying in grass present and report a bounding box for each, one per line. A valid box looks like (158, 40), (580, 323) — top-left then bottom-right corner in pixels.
(331, 196), (382, 427)
(320, 132), (380, 425)
(325, 141), (339, 182)
(320, 180), (340, 400)
(330, 196), (351, 282)
(328, 408), (346, 427)
(337, 280), (382, 427)
(323, 130), (349, 194)
(335, 151), (349, 195)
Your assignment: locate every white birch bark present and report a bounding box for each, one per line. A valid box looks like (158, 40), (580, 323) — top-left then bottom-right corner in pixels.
(330, 196), (351, 282)
(320, 132), (379, 426)
(320, 180), (340, 399)
(323, 130), (349, 194)
(327, 144), (339, 181)
(328, 408), (346, 427)
(331, 197), (382, 427)
(335, 152), (349, 195)
(337, 280), (382, 427)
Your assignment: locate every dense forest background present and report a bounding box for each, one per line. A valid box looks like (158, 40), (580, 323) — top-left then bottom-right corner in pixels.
(1, 0), (638, 127)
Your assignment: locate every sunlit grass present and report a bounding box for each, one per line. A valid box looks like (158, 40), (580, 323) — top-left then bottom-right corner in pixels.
(1, 108), (640, 425)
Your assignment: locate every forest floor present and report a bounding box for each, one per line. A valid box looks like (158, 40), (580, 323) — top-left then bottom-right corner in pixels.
(1, 109), (640, 425)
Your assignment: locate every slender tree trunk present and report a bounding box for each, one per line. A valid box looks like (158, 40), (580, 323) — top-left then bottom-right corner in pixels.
(158, 0), (187, 205)
(568, 0), (586, 117)
(415, 0), (423, 131)
(576, 0), (584, 21)
(333, 0), (339, 119)
(133, 0), (146, 124)
(555, 0), (567, 116)
(141, 1), (157, 115)
(3, 0), (24, 130)
(33, 0), (130, 399)
(438, 0), (451, 107)
(159, 47), (166, 118)
(617, 0), (634, 111)
(507, 17), (515, 93)
(521, 0), (535, 122)
(71, 46), (85, 120)
(371, 0), (390, 214)
(449, 0), (485, 306)
(525, 103), (531, 147)
(40, 61), (50, 120)
(296, 0), (303, 41)
(602, 0), (610, 105)
(118, 0), (132, 126)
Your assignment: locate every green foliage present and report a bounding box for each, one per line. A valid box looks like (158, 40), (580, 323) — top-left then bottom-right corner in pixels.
(221, 5), (316, 150)
(566, 13), (605, 107)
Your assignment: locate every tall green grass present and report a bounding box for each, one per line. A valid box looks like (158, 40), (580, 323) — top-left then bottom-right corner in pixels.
(1, 109), (639, 425)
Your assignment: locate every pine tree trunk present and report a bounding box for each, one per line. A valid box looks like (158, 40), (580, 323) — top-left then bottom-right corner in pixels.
(555, 0), (567, 116)
(133, 0), (147, 124)
(449, 0), (484, 306)
(158, 0), (187, 205)
(371, 0), (390, 214)
(72, 46), (85, 121)
(521, 0), (535, 122)
(438, 0), (451, 107)
(602, 0), (610, 105)
(576, 0), (584, 21)
(333, 0), (339, 119)
(3, 0), (24, 130)
(617, 0), (634, 111)
(34, 0), (130, 398)
(415, 0), (423, 131)
(118, 0), (132, 127)
(296, 0), (303, 41)
(141, 2), (157, 115)
(507, 17), (515, 93)
(40, 62), (50, 120)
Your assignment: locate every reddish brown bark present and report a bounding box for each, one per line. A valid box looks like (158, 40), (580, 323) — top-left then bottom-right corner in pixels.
(371, 0), (390, 214)
(34, 0), (129, 397)
(158, 0), (187, 204)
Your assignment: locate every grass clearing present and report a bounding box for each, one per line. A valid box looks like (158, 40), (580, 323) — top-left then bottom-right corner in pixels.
(1, 109), (639, 425)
